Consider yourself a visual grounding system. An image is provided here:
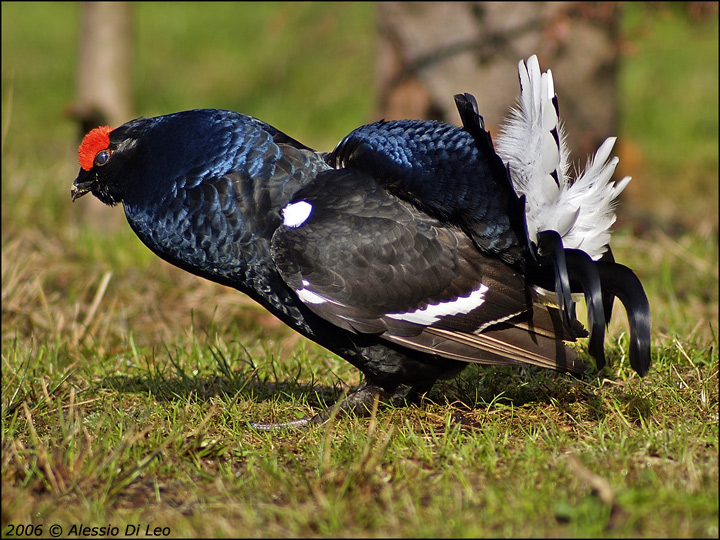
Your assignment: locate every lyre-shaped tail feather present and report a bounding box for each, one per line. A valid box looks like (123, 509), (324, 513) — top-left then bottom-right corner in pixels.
(596, 261), (652, 376)
(492, 55), (650, 376)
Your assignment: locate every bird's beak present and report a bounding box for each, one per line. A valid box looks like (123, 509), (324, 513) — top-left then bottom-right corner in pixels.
(71, 174), (94, 202)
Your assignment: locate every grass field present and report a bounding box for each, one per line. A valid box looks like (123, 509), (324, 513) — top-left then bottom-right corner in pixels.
(2, 3), (718, 538)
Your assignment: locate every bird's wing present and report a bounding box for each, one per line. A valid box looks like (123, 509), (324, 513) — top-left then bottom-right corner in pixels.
(271, 168), (587, 374)
(326, 116), (527, 266)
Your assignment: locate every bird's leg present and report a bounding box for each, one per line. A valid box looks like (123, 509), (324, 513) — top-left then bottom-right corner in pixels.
(249, 379), (395, 431)
(402, 381), (435, 405)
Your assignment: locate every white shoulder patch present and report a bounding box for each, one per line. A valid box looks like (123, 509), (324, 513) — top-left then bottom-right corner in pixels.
(282, 200), (313, 228)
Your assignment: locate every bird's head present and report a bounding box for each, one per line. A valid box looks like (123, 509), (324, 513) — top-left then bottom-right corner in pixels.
(72, 121), (148, 206)
(72, 110), (254, 209)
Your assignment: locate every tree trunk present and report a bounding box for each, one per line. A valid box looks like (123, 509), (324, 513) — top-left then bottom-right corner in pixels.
(72, 1), (134, 137)
(70, 2), (133, 228)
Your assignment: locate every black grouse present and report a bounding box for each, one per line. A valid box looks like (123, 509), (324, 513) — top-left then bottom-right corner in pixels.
(72, 55), (651, 428)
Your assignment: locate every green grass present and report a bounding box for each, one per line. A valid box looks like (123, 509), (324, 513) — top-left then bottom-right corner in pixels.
(619, 3), (719, 232)
(2, 3), (718, 538)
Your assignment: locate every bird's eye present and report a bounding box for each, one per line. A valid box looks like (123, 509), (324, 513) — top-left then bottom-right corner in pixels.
(94, 150), (110, 167)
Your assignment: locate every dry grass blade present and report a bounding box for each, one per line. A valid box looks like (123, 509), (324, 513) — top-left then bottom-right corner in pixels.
(566, 452), (630, 531)
(75, 270), (112, 345)
(22, 401), (66, 494)
(566, 453), (615, 508)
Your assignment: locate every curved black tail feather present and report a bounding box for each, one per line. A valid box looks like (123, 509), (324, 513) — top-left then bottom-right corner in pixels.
(532, 231), (608, 370)
(599, 247), (617, 322)
(454, 93), (487, 142)
(535, 230), (576, 329)
(565, 249), (607, 369)
(596, 261), (652, 376)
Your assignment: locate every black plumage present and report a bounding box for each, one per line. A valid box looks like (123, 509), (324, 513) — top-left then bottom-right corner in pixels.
(72, 89), (650, 428)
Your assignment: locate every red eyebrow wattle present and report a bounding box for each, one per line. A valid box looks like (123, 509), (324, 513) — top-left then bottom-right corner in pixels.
(78, 125), (112, 171)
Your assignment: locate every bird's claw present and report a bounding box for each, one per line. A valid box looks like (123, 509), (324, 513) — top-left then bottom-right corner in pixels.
(248, 381), (395, 432)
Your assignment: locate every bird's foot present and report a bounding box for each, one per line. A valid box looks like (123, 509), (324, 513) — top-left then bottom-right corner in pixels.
(249, 380), (395, 432)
